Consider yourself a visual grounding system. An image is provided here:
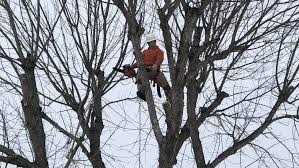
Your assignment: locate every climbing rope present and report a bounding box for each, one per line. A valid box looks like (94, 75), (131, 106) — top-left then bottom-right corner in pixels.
(138, 99), (142, 168)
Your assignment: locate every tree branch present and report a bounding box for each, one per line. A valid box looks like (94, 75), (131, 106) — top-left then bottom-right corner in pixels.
(0, 145), (35, 168)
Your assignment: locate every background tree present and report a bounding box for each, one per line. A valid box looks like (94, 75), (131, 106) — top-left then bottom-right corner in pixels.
(0, 0), (130, 167)
(113, 0), (299, 167)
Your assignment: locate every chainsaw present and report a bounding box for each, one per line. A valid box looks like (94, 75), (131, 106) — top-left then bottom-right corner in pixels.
(113, 65), (136, 78)
(113, 65), (162, 98)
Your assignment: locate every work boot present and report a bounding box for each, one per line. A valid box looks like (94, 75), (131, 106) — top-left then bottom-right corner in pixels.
(137, 91), (146, 101)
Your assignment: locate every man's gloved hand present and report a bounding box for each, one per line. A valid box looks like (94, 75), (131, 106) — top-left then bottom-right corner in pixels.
(151, 64), (158, 74)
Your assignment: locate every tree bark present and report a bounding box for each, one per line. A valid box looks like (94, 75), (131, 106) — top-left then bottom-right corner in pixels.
(158, 142), (177, 168)
(88, 70), (105, 168)
(20, 59), (48, 168)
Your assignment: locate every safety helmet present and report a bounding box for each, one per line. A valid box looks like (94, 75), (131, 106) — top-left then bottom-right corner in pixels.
(145, 33), (157, 43)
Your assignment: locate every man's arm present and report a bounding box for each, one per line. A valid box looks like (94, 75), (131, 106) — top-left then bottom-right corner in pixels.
(154, 50), (164, 67)
(151, 49), (164, 73)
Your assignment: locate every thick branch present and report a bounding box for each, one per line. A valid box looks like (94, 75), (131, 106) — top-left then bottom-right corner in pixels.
(0, 145), (35, 168)
(208, 88), (293, 168)
(112, 0), (164, 144)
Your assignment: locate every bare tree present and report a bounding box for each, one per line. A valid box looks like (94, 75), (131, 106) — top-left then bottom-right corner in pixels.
(113, 0), (299, 167)
(1, 0), (299, 167)
(0, 0), (129, 167)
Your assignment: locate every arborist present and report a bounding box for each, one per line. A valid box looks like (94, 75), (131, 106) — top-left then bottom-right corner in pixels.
(124, 33), (172, 101)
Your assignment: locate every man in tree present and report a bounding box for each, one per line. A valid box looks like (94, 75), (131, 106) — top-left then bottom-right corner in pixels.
(129, 33), (172, 101)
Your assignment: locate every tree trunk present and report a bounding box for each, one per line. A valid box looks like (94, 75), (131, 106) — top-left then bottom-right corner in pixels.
(159, 156), (172, 168)
(158, 139), (178, 168)
(89, 133), (105, 168)
(89, 70), (105, 168)
(20, 69), (48, 168)
(89, 118), (105, 168)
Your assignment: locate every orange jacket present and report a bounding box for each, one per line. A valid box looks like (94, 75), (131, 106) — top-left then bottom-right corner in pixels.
(132, 46), (164, 68)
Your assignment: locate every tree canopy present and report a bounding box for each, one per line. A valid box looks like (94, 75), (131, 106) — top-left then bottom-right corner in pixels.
(0, 0), (299, 168)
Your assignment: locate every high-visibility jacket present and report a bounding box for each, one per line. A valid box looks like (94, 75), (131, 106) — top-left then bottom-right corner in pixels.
(132, 46), (164, 68)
